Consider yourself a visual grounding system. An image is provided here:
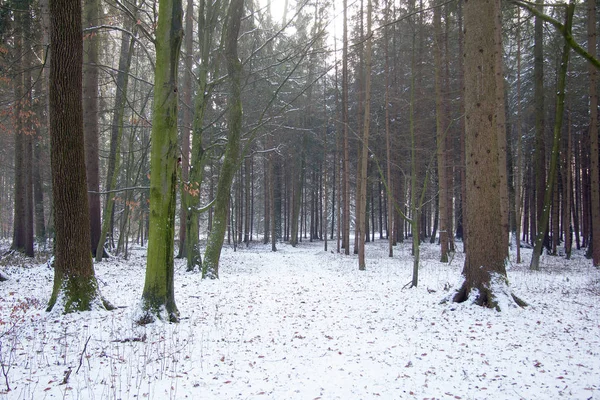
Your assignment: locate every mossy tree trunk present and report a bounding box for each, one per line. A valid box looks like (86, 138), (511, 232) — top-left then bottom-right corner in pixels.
(138, 0), (183, 323)
(47, 0), (109, 313)
(202, 0), (244, 279)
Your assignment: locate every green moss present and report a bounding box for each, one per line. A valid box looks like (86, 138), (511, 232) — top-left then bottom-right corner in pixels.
(137, 291), (180, 325)
(47, 274), (108, 313)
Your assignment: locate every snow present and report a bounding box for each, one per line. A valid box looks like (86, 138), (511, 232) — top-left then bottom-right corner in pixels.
(0, 240), (599, 399)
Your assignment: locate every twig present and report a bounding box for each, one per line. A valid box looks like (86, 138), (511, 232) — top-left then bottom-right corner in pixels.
(76, 336), (91, 374)
(60, 367), (71, 385)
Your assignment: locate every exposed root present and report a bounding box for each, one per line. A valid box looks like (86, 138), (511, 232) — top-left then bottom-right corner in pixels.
(450, 275), (527, 311)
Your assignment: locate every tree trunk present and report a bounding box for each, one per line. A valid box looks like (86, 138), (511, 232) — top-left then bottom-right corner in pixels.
(534, 0), (547, 253)
(433, 1), (449, 262)
(47, 0), (109, 312)
(83, 0), (101, 257)
(11, 4), (34, 257)
(588, 0), (600, 267)
(177, 0), (194, 258)
(530, 3), (573, 271)
(515, 8), (523, 263)
(495, 0), (509, 258)
(138, 0), (183, 323)
(563, 111), (572, 259)
(356, 0), (372, 271)
(202, 0), (244, 279)
(342, 0), (350, 255)
(452, 0), (523, 310)
(95, 22), (135, 261)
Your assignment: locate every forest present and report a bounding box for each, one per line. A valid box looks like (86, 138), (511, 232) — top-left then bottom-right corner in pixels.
(0, 0), (599, 397)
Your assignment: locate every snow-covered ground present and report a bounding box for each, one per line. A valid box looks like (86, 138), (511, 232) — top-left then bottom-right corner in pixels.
(0, 238), (598, 399)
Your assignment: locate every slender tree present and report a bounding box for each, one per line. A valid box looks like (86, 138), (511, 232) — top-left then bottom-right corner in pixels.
(588, 0), (600, 266)
(83, 0), (101, 257)
(357, 0), (372, 271)
(203, 0), (244, 279)
(95, 16), (135, 261)
(138, 0), (183, 323)
(433, 0), (449, 262)
(530, 2), (574, 271)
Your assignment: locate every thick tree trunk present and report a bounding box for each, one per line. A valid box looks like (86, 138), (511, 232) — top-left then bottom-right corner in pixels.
(138, 0), (183, 323)
(452, 0), (523, 310)
(47, 0), (109, 312)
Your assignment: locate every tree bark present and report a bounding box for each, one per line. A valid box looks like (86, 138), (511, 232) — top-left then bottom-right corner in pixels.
(47, 0), (109, 312)
(588, 0), (600, 267)
(138, 0), (183, 323)
(357, 0), (372, 271)
(95, 20), (135, 261)
(342, 0), (350, 255)
(530, 3), (573, 271)
(202, 0), (244, 279)
(452, 0), (523, 309)
(495, 0), (509, 257)
(533, 0), (546, 251)
(83, 0), (101, 257)
(177, 0), (194, 258)
(433, 1), (449, 262)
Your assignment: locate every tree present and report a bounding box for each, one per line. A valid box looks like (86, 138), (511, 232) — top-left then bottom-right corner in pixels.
(47, 0), (110, 312)
(95, 10), (136, 262)
(588, 0), (600, 267)
(202, 0), (244, 279)
(177, 0), (193, 259)
(83, 0), (101, 257)
(11, 0), (34, 257)
(183, 0), (222, 272)
(530, 2), (574, 271)
(532, 0), (546, 255)
(433, 0), (449, 263)
(356, 0), (372, 271)
(138, 0), (183, 323)
(452, 0), (524, 309)
(341, 0), (350, 255)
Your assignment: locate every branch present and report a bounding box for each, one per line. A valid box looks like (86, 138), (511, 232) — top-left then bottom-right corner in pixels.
(510, 0), (600, 70)
(88, 186), (149, 195)
(83, 25), (155, 70)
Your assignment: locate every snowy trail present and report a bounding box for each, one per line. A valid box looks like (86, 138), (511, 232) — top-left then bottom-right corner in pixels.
(0, 240), (598, 399)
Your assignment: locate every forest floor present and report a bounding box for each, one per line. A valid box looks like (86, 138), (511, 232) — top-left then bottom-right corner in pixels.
(0, 237), (598, 399)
